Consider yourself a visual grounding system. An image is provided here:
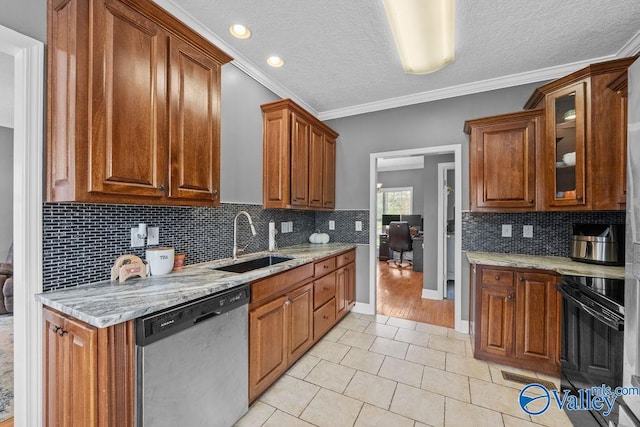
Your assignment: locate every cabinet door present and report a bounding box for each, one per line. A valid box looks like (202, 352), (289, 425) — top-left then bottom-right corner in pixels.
(322, 136), (336, 209)
(168, 37), (221, 202)
(44, 308), (97, 426)
(346, 263), (356, 307)
(262, 108), (291, 208)
(287, 283), (314, 362)
(544, 82), (588, 209)
(335, 267), (348, 319)
(290, 113), (310, 207)
(469, 118), (537, 210)
(308, 127), (324, 208)
(249, 295), (288, 401)
(90, 0), (168, 197)
(478, 286), (514, 358)
(514, 272), (558, 366)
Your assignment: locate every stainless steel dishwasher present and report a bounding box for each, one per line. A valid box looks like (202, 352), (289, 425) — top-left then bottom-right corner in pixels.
(135, 284), (250, 427)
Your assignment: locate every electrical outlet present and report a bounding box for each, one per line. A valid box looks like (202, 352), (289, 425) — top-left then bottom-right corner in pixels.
(147, 227), (159, 245)
(523, 225), (533, 238)
(281, 222), (287, 233)
(131, 228), (145, 247)
(355, 221), (362, 231)
(289, 221), (294, 232)
(329, 220), (335, 230)
(501, 224), (512, 238)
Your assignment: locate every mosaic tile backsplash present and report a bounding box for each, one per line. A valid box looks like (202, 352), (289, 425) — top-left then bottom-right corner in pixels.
(462, 211), (625, 257)
(43, 203), (369, 292)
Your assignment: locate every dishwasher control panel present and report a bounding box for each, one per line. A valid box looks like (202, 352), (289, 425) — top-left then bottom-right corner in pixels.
(135, 284), (250, 346)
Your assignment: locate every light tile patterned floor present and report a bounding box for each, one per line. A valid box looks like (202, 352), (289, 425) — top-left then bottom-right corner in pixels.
(235, 313), (573, 427)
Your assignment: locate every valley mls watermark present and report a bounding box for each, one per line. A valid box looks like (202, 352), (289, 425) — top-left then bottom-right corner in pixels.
(518, 383), (640, 416)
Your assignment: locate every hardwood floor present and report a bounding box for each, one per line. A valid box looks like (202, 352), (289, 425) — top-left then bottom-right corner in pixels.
(0, 418), (13, 427)
(376, 261), (454, 328)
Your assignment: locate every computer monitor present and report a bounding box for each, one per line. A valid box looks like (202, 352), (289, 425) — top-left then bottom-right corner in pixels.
(401, 214), (422, 230)
(382, 214), (401, 226)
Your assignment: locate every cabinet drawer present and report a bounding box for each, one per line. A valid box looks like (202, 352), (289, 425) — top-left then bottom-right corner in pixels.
(314, 257), (336, 277)
(314, 273), (336, 309)
(481, 269), (514, 287)
(336, 250), (355, 268)
(251, 263), (314, 304)
(314, 298), (336, 340)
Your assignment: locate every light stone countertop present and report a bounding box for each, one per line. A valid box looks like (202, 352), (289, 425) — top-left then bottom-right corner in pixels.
(36, 243), (355, 328)
(465, 251), (625, 279)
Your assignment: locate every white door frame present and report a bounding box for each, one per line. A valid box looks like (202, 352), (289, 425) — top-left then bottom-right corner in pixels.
(435, 162), (455, 300)
(0, 25), (44, 426)
(366, 144), (467, 333)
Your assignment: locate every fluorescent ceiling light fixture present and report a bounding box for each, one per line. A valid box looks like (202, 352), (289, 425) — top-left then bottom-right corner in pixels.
(229, 24), (251, 39)
(267, 56), (284, 68)
(383, 0), (455, 74)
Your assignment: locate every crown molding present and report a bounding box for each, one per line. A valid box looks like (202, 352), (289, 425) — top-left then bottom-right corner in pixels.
(152, 0), (318, 116)
(317, 54), (616, 121)
(618, 29), (640, 56)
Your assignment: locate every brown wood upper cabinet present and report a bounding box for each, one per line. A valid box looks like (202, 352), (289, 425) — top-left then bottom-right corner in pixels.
(46, 0), (231, 206)
(524, 56), (636, 211)
(466, 56), (636, 212)
(261, 99), (339, 210)
(465, 110), (543, 212)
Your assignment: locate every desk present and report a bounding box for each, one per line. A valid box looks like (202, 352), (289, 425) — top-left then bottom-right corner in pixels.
(379, 234), (423, 272)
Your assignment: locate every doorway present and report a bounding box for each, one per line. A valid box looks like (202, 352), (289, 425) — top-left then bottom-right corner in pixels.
(0, 24), (44, 426)
(368, 145), (466, 333)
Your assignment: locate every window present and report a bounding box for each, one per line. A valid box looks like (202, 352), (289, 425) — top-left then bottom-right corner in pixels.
(376, 186), (413, 235)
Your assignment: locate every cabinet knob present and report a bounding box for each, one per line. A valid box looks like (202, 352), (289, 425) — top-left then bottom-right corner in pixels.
(495, 276), (500, 281)
(212, 189), (218, 196)
(324, 286), (330, 291)
(577, 196), (583, 201)
(158, 184), (166, 190)
(529, 199), (534, 204)
(507, 293), (514, 300)
(323, 315), (329, 320)
(324, 265), (329, 269)
(520, 276), (524, 282)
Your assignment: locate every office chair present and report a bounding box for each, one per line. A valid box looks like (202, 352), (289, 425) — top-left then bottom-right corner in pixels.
(387, 221), (413, 268)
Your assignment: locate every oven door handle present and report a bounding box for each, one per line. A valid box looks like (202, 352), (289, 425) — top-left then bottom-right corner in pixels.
(556, 285), (624, 331)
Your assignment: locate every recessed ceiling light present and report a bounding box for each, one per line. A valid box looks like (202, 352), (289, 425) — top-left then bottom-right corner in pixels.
(229, 24), (251, 39)
(267, 56), (284, 68)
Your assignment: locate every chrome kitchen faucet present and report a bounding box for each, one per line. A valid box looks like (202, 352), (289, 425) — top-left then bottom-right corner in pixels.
(233, 211), (257, 260)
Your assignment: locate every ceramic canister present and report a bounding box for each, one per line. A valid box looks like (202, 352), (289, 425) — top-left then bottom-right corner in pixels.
(146, 247), (175, 276)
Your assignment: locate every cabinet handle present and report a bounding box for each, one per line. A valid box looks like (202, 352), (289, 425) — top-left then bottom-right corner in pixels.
(158, 184), (166, 191)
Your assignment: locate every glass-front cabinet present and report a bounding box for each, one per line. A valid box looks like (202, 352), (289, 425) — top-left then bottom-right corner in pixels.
(545, 82), (587, 208)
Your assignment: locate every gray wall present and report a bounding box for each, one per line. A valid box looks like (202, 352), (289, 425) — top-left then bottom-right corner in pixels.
(327, 82), (545, 211)
(0, 127), (12, 261)
(0, 0), (46, 42)
(422, 154), (454, 291)
(220, 65), (279, 204)
(377, 168), (424, 215)
(327, 83), (546, 321)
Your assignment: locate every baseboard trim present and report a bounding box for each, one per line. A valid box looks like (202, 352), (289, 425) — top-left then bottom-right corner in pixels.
(352, 302), (375, 315)
(421, 289), (442, 300)
(456, 320), (470, 334)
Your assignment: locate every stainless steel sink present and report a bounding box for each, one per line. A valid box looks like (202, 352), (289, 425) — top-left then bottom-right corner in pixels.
(213, 256), (294, 273)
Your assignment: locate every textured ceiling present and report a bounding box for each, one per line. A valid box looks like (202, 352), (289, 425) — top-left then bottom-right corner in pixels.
(167, 0), (640, 117)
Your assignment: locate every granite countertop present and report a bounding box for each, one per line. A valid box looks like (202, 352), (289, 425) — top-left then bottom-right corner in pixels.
(465, 251), (625, 279)
(36, 243), (355, 328)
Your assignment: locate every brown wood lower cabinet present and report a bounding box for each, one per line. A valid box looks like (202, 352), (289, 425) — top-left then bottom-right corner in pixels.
(43, 307), (135, 426)
(473, 265), (560, 375)
(249, 249), (356, 402)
